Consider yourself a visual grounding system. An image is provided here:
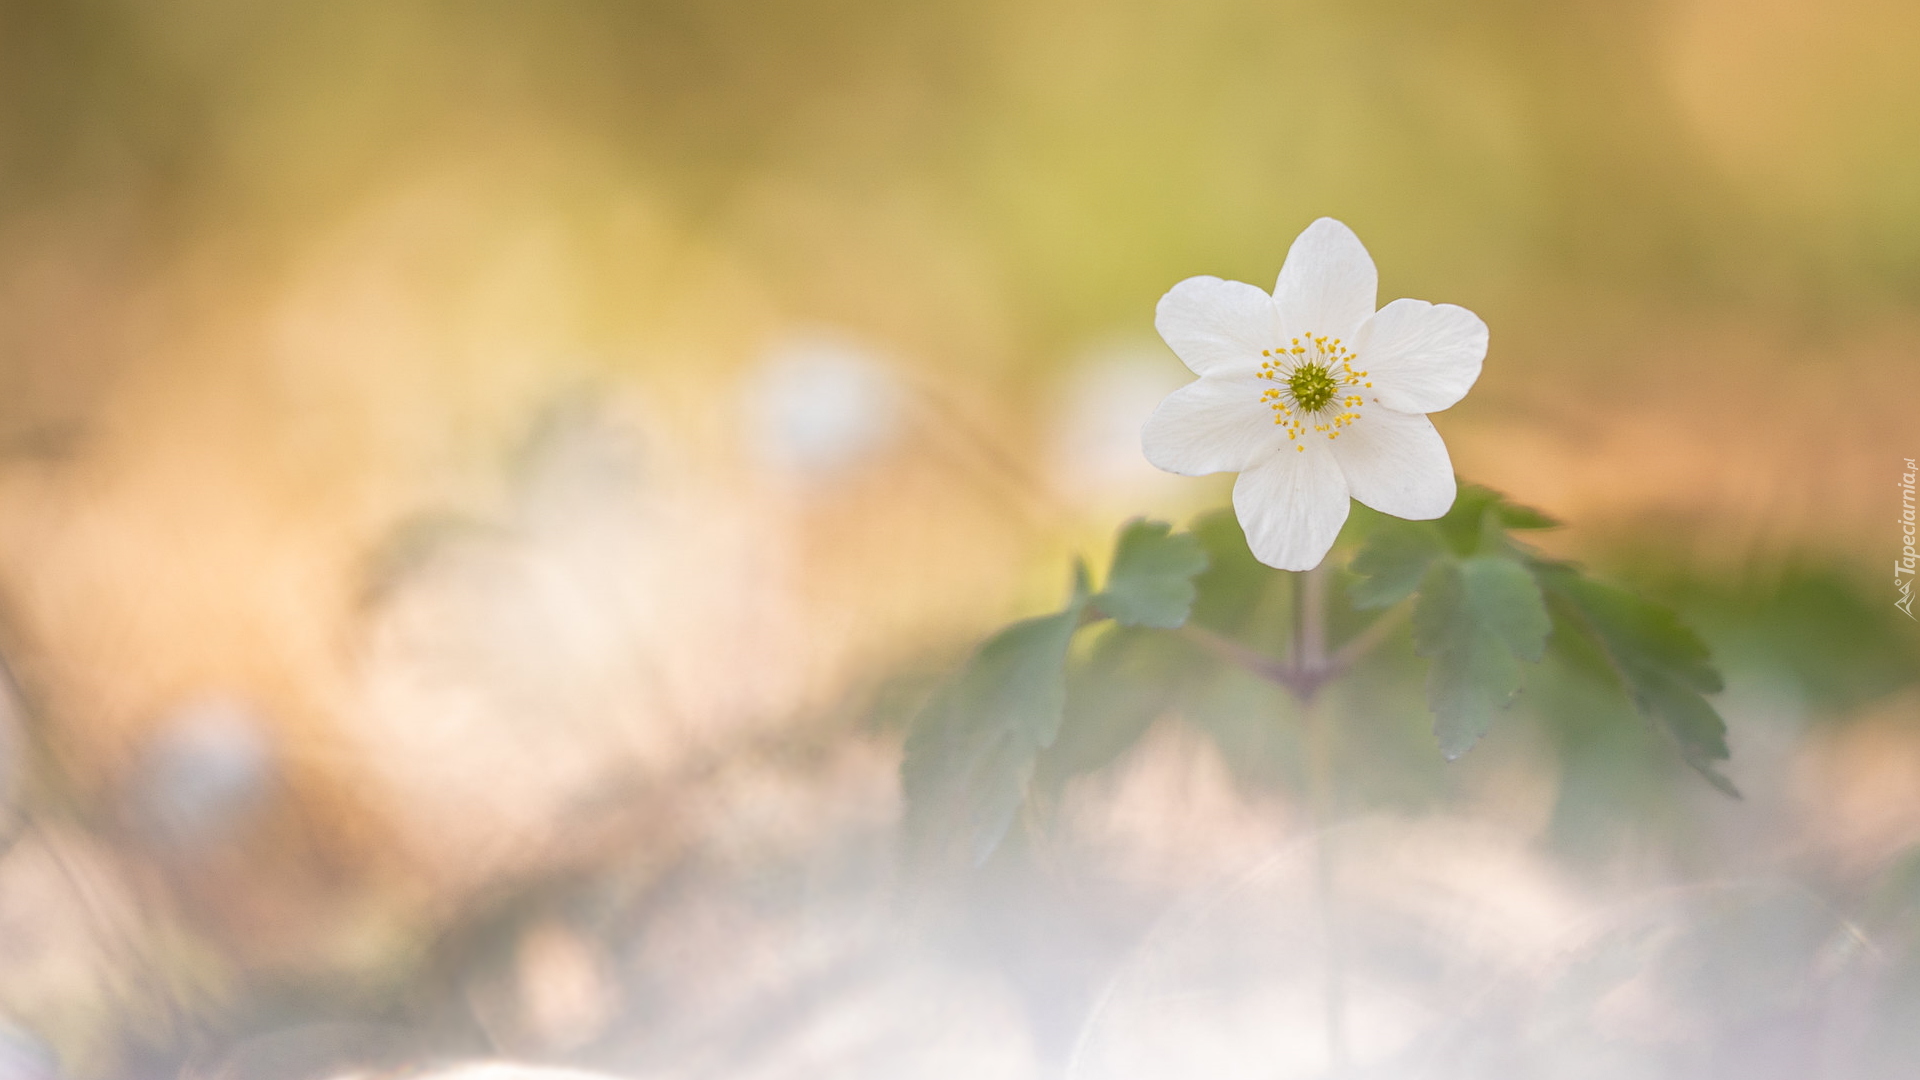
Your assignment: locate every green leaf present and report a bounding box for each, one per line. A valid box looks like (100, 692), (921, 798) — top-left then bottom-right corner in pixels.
(901, 584), (1089, 866)
(1540, 568), (1738, 797)
(1461, 556), (1553, 664)
(1644, 680), (1738, 797)
(1097, 518), (1209, 628)
(969, 607), (1084, 749)
(1348, 520), (1446, 610)
(1188, 509), (1277, 634)
(1413, 556), (1552, 759)
(1542, 572), (1722, 695)
(1497, 499), (1561, 530)
(1434, 485), (1502, 556)
(1035, 625), (1198, 795)
(1434, 483), (1560, 556)
(1424, 627), (1524, 761)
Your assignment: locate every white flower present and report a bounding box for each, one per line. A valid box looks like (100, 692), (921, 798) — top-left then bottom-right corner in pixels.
(1142, 218), (1487, 571)
(745, 332), (902, 480)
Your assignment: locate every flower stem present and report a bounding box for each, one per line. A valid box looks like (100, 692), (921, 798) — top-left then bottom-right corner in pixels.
(1295, 563), (1350, 1079)
(1176, 601), (1405, 700)
(1176, 561), (1385, 1073)
(1177, 622), (1299, 690)
(1294, 559), (1328, 676)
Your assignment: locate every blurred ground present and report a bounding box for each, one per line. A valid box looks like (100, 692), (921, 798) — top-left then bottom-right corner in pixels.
(0, 0), (1916, 1077)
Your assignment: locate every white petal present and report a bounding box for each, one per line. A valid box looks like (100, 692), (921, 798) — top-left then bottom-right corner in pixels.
(1331, 407), (1456, 520)
(1154, 276), (1278, 377)
(1351, 299), (1487, 414)
(1273, 218), (1377, 341)
(1141, 375), (1278, 476)
(1232, 443), (1350, 571)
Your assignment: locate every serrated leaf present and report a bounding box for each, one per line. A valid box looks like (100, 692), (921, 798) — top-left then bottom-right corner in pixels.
(954, 730), (1038, 867)
(1426, 627), (1525, 760)
(902, 586), (1089, 866)
(1643, 676), (1739, 797)
(1098, 518), (1209, 628)
(967, 606), (1084, 749)
(1540, 568), (1737, 796)
(1461, 556), (1552, 662)
(1349, 520), (1446, 609)
(1546, 574), (1721, 694)
(1035, 626), (1198, 795)
(1413, 556), (1551, 759)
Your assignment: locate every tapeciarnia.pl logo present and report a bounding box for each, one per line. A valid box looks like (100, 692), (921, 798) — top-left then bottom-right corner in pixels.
(1899, 457), (1917, 620)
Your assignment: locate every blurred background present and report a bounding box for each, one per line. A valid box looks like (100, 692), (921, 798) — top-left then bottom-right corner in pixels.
(0, 0), (1916, 1077)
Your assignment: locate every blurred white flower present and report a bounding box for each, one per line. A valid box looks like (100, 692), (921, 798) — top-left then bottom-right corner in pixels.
(131, 697), (275, 850)
(1047, 343), (1190, 508)
(745, 333), (902, 479)
(1143, 218), (1487, 570)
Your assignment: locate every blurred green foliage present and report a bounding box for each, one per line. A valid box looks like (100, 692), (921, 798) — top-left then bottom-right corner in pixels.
(1413, 553), (1551, 759)
(903, 563), (1091, 866)
(905, 487), (1778, 867)
(1094, 519), (1208, 630)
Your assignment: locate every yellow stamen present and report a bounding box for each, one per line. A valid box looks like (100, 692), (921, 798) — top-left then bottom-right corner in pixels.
(1253, 331), (1368, 443)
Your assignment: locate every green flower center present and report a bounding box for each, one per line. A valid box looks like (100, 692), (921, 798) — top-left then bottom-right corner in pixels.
(1255, 333), (1373, 452)
(1287, 364), (1339, 413)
